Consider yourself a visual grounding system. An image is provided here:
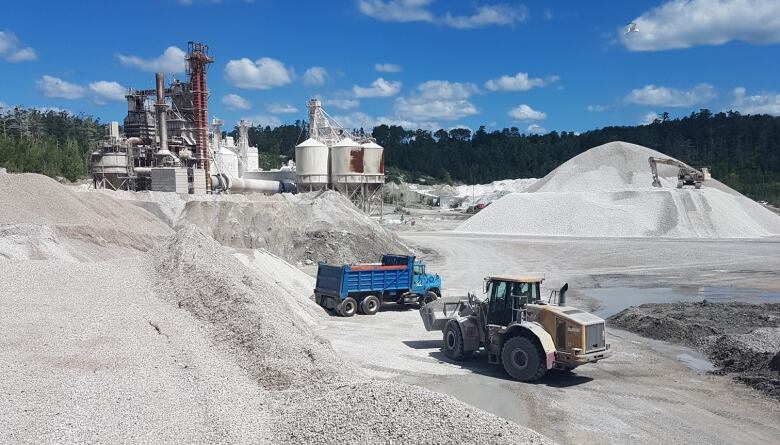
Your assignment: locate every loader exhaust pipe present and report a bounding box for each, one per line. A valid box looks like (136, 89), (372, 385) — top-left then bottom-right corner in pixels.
(559, 283), (568, 306)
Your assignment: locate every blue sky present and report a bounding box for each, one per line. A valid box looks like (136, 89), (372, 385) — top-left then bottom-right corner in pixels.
(1, 0), (779, 134)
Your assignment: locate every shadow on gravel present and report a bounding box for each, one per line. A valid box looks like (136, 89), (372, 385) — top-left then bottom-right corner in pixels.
(417, 348), (595, 387)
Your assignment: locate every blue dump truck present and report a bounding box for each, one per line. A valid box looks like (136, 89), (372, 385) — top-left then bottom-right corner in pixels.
(314, 255), (441, 317)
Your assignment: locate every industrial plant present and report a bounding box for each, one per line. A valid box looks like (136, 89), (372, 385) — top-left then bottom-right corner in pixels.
(89, 42), (385, 214)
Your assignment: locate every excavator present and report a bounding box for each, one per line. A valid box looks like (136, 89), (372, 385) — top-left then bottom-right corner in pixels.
(648, 156), (707, 189)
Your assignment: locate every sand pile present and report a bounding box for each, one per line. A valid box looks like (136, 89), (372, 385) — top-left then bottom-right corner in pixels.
(0, 172), (172, 260)
(178, 191), (410, 264)
(457, 141), (780, 238)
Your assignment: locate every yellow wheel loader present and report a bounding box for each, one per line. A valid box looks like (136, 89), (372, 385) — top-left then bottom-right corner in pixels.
(420, 276), (611, 381)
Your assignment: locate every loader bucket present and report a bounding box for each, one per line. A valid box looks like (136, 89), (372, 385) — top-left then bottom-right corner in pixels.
(419, 298), (464, 332)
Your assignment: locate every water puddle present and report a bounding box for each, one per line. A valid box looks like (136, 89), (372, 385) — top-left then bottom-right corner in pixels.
(581, 286), (780, 318)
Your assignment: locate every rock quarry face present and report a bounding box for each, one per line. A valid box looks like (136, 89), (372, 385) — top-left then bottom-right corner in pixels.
(457, 141), (780, 238)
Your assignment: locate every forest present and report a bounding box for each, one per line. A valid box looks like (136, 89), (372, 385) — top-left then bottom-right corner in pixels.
(1, 106), (779, 205)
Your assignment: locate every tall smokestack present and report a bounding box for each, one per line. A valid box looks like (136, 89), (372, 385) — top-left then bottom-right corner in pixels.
(186, 41), (214, 192)
(154, 72), (169, 155)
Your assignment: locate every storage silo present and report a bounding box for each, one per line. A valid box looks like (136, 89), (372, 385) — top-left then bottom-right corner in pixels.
(215, 145), (238, 178)
(295, 137), (329, 191)
(361, 141), (384, 183)
(330, 137), (364, 186)
(247, 145), (259, 172)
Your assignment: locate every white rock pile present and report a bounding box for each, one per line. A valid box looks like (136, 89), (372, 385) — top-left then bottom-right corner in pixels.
(457, 141), (780, 238)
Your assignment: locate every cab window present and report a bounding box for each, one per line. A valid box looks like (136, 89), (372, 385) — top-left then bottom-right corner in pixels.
(413, 264), (424, 275)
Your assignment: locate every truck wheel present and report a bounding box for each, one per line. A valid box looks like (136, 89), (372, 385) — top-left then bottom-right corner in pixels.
(443, 321), (471, 361)
(337, 297), (357, 317)
(501, 336), (546, 382)
(360, 295), (380, 315)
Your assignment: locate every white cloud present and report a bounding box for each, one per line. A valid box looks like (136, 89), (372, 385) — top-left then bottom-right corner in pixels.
(393, 80), (479, 121)
(625, 83), (716, 107)
(36, 75), (85, 99)
(526, 124), (547, 134)
(395, 97), (477, 121)
(353, 77), (402, 98)
(375, 63), (402, 73)
(417, 80), (479, 100)
(89, 81), (127, 103)
(241, 114), (282, 128)
(117, 46), (186, 73)
(221, 93), (251, 111)
(0, 31), (37, 63)
(325, 99), (360, 110)
(731, 87), (780, 116)
(358, 1), (526, 28)
(357, 0), (435, 23)
(266, 103), (299, 114)
(443, 4), (527, 29)
(224, 57), (293, 89)
(587, 104), (609, 112)
(334, 111), (439, 131)
(485, 72), (557, 92)
(0, 101), (9, 111)
(621, 0), (780, 51)
(509, 104), (546, 121)
(640, 112), (660, 125)
(303, 66), (327, 86)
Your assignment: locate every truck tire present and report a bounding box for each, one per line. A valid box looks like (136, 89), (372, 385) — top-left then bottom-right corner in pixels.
(443, 321), (471, 361)
(337, 297), (357, 317)
(501, 336), (546, 382)
(360, 295), (380, 315)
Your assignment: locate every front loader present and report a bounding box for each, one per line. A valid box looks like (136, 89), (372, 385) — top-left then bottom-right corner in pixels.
(420, 275), (610, 381)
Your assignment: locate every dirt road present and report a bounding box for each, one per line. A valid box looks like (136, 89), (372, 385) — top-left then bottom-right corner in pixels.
(316, 232), (780, 445)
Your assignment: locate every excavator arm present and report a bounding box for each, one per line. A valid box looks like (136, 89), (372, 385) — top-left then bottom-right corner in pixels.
(648, 157), (703, 188)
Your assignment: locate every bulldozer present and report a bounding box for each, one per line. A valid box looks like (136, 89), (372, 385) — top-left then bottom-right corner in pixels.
(420, 276), (611, 381)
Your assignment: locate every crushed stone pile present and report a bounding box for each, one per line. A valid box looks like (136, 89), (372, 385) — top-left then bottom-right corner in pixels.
(149, 225), (345, 390)
(609, 301), (780, 398)
(177, 191), (410, 264)
(457, 141), (780, 238)
(0, 172), (172, 260)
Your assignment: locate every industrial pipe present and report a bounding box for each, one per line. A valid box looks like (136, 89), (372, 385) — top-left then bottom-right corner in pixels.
(212, 173), (295, 194)
(133, 167), (152, 176)
(154, 72), (170, 156)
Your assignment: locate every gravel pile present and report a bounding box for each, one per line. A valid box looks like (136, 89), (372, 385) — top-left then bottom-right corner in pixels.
(0, 172), (172, 260)
(457, 141), (780, 238)
(149, 225), (346, 391)
(177, 191), (410, 264)
(609, 301), (780, 398)
(272, 380), (551, 445)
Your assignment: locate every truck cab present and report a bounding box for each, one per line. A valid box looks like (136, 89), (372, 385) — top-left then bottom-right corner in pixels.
(412, 261), (441, 297)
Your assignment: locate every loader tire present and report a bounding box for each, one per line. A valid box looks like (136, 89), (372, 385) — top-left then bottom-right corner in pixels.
(360, 295), (380, 315)
(501, 336), (546, 382)
(337, 297), (357, 317)
(443, 321), (471, 361)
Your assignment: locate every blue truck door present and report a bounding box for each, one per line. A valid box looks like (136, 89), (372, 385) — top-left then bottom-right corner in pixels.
(411, 263), (425, 294)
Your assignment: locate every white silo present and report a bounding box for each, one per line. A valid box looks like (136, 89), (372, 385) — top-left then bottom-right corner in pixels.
(330, 137), (364, 186)
(247, 145), (259, 172)
(361, 141), (384, 183)
(295, 137), (329, 191)
(215, 145), (239, 178)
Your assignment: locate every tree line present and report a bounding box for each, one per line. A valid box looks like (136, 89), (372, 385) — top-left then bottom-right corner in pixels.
(0, 108), (102, 181)
(2, 106), (779, 206)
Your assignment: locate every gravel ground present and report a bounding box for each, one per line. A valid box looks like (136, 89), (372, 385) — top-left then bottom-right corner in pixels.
(608, 301), (780, 398)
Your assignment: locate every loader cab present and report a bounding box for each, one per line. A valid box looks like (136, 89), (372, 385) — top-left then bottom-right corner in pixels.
(482, 276), (543, 326)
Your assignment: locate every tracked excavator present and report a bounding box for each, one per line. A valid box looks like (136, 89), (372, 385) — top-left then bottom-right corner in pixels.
(648, 156), (706, 189)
